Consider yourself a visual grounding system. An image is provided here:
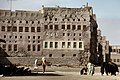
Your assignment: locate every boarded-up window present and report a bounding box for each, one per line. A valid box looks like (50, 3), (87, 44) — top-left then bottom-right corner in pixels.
(55, 25), (58, 30)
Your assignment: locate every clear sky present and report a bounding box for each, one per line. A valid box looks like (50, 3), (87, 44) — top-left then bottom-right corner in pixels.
(0, 0), (120, 45)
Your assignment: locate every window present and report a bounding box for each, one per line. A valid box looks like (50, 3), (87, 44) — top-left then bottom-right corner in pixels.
(37, 27), (40, 32)
(55, 42), (58, 48)
(31, 27), (35, 32)
(67, 33), (70, 36)
(19, 21), (22, 23)
(74, 33), (76, 36)
(33, 45), (36, 51)
(20, 36), (22, 38)
(73, 38), (76, 40)
(55, 18), (57, 21)
(62, 54), (65, 57)
(62, 25), (65, 29)
(79, 42), (82, 48)
(1, 26), (5, 31)
(38, 41), (40, 43)
(14, 21), (16, 23)
(7, 26), (12, 32)
(77, 25), (81, 30)
(8, 21), (10, 23)
(67, 42), (71, 48)
(33, 36), (35, 39)
(79, 33), (81, 36)
(15, 36), (17, 38)
(38, 36), (40, 39)
(19, 27), (23, 32)
(32, 21), (34, 24)
(55, 25), (58, 30)
(28, 36), (30, 39)
(73, 42), (77, 48)
(67, 25), (70, 29)
(114, 59), (116, 62)
(45, 42), (48, 48)
(62, 42), (65, 48)
(44, 25), (48, 30)
(62, 19), (64, 21)
(117, 59), (119, 62)
(9, 36), (12, 38)
(25, 27), (29, 32)
(4, 35), (6, 38)
(73, 54), (76, 57)
(14, 44), (17, 51)
(3, 44), (6, 51)
(49, 54), (52, 57)
(28, 45), (31, 51)
(72, 25), (76, 30)
(78, 19), (80, 21)
(49, 25), (53, 29)
(73, 19), (75, 21)
(50, 42), (53, 48)
(12, 26), (17, 32)
(67, 19), (69, 21)
(26, 21), (28, 24)
(38, 21), (40, 24)
(8, 44), (12, 51)
(63, 33), (65, 36)
(83, 25), (86, 30)
(37, 44), (40, 51)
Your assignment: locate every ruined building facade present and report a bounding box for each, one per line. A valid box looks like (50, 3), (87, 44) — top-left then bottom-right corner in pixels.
(0, 5), (103, 66)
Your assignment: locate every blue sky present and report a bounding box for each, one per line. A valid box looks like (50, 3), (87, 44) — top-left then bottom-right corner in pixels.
(0, 0), (120, 45)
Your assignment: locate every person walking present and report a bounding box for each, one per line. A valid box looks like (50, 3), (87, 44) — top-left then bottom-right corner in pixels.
(42, 57), (47, 73)
(87, 62), (95, 76)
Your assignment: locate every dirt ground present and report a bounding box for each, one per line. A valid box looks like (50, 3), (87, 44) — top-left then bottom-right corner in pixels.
(0, 66), (120, 80)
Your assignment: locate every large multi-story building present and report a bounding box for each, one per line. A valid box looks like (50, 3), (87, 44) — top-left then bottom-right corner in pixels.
(0, 4), (107, 66)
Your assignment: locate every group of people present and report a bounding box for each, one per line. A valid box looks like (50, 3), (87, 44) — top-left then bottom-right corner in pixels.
(34, 57), (47, 73)
(80, 62), (95, 76)
(101, 60), (119, 76)
(80, 60), (119, 76)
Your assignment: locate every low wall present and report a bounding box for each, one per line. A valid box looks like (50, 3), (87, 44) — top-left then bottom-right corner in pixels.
(0, 57), (80, 67)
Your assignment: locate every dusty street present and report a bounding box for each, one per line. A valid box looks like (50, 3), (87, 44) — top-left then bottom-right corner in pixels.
(0, 66), (120, 80)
